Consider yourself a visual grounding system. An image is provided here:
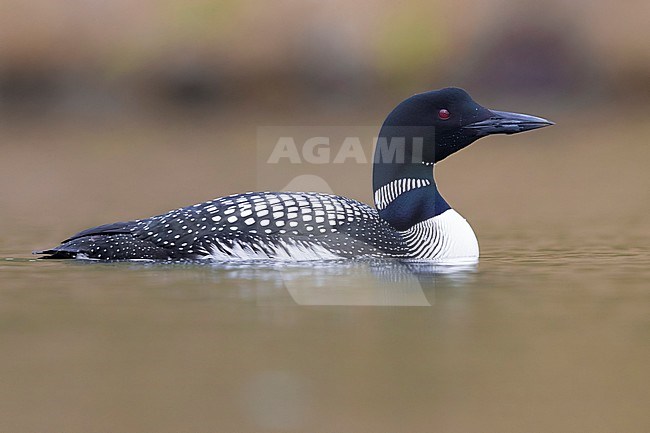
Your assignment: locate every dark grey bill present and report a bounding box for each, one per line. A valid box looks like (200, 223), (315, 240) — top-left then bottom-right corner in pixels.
(462, 110), (554, 136)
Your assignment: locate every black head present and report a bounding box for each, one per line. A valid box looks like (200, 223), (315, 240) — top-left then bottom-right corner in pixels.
(378, 87), (553, 163)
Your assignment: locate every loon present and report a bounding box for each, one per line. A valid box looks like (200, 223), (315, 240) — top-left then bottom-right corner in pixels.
(35, 88), (552, 262)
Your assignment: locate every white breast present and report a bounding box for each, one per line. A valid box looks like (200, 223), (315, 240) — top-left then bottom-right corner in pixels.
(399, 209), (479, 262)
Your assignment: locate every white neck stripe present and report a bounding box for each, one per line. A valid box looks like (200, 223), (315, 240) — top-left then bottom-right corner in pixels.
(373, 178), (431, 210)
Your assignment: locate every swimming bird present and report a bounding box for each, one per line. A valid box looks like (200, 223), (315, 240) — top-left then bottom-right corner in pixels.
(35, 88), (552, 262)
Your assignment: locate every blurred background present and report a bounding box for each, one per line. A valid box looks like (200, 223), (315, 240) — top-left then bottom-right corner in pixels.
(2, 0), (649, 113)
(1, 0), (649, 245)
(1, 1), (649, 433)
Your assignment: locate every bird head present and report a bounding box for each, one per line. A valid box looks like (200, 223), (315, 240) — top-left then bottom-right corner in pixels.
(377, 87), (553, 164)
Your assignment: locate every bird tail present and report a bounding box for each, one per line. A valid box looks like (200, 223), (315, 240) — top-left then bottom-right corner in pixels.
(33, 220), (173, 260)
(34, 233), (174, 260)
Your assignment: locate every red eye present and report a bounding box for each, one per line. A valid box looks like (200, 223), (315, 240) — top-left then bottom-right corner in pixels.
(438, 109), (450, 120)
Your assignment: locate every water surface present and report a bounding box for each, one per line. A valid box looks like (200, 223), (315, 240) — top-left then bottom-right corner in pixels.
(1, 111), (648, 432)
(1, 227), (648, 433)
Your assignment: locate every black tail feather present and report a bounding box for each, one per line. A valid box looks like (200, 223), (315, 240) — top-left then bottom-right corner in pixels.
(34, 231), (176, 260)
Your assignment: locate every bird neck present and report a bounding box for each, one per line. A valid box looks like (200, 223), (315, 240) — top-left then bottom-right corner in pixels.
(372, 155), (450, 232)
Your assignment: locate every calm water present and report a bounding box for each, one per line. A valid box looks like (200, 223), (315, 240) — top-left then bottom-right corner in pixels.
(1, 111), (649, 432)
(1, 228), (648, 433)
